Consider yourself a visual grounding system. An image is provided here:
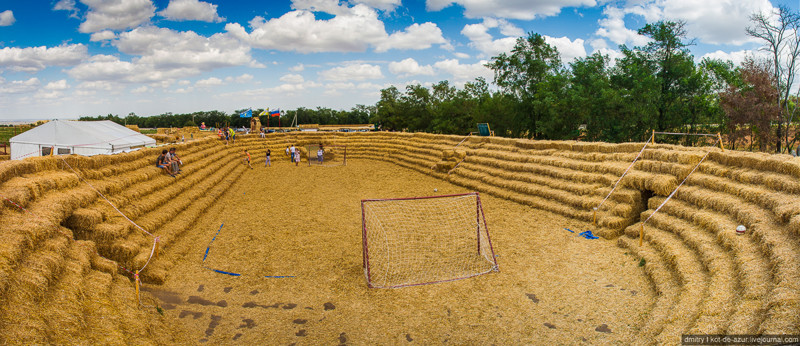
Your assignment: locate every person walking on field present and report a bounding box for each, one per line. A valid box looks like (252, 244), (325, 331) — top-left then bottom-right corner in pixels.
(285, 146), (291, 162)
(265, 149), (271, 167)
(289, 144), (296, 163)
(294, 148), (300, 166)
(317, 147), (324, 164)
(244, 149), (253, 169)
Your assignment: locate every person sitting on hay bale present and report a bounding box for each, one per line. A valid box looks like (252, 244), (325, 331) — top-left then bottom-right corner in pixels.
(156, 149), (174, 177)
(168, 147), (182, 174)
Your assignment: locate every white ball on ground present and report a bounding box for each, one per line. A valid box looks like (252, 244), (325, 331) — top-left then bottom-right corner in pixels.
(736, 225), (746, 235)
(434, 188), (438, 192)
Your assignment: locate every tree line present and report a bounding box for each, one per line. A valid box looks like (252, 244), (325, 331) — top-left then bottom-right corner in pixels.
(81, 6), (800, 153)
(79, 106), (375, 130)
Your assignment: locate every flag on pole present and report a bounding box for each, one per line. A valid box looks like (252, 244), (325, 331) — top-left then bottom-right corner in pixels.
(259, 109), (269, 116)
(240, 109), (252, 118)
(269, 108), (281, 117)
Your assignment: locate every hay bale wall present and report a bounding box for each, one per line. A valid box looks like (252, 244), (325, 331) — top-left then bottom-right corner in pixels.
(0, 131), (798, 342)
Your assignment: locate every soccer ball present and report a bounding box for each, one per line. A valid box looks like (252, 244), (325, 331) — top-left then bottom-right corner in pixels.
(434, 188), (438, 192)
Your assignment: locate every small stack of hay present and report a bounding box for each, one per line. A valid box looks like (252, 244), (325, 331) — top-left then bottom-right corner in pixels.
(433, 149), (466, 172)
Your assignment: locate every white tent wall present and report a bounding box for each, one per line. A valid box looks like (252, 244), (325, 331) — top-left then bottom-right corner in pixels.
(9, 142), (41, 160)
(10, 120), (156, 160)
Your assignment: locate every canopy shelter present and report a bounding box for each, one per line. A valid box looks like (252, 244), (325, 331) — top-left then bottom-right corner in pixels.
(10, 120), (156, 160)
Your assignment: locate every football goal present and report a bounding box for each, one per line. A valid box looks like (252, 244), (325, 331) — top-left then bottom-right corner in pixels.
(307, 144), (346, 166)
(360, 192), (498, 288)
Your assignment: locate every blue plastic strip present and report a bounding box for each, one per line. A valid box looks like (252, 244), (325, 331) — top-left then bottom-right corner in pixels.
(564, 228), (575, 233)
(203, 223), (224, 262)
(207, 268), (241, 276)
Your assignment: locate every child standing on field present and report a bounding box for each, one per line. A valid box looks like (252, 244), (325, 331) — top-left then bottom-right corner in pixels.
(265, 149), (271, 167)
(244, 149), (253, 169)
(317, 147), (324, 164)
(294, 148), (300, 166)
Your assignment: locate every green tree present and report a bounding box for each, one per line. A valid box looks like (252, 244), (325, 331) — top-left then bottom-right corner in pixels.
(486, 32), (563, 137)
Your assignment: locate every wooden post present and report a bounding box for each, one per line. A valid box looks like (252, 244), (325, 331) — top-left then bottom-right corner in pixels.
(717, 133), (724, 151)
(135, 274), (140, 303)
(651, 130), (655, 144)
(593, 207), (597, 227)
(639, 224), (644, 247)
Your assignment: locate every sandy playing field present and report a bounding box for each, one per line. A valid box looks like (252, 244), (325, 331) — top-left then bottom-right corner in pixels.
(144, 158), (653, 344)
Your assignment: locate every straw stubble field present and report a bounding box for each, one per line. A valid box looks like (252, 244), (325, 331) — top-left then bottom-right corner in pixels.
(3, 131), (798, 344)
(147, 158), (652, 344)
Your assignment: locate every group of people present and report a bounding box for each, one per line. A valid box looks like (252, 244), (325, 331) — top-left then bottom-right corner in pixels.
(156, 147), (183, 177)
(242, 148), (273, 168)
(218, 127), (236, 145)
(284, 144), (324, 166)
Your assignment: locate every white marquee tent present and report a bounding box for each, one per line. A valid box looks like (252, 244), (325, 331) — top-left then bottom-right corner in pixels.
(10, 120), (156, 160)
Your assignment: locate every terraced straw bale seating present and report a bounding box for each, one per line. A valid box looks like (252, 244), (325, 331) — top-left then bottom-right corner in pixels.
(0, 131), (797, 343)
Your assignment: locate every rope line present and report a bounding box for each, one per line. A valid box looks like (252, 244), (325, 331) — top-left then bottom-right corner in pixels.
(642, 137), (719, 226)
(596, 132), (654, 211)
(653, 131), (717, 137)
(59, 157), (155, 237)
(0, 192), (138, 277)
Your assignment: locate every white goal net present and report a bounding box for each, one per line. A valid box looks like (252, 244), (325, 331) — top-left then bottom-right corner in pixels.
(361, 192), (498, 288)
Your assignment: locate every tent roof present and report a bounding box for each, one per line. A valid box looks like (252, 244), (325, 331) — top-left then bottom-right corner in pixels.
(9, 120), (155, 150)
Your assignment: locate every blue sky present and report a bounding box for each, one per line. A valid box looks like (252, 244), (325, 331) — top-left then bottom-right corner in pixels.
(0, 0), (797, 120)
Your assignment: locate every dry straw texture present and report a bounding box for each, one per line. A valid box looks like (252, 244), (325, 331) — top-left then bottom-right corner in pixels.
(0, 132), (799, 342)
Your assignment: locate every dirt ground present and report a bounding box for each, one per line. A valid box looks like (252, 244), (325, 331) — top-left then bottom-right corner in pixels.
(143, 157), (653, 344)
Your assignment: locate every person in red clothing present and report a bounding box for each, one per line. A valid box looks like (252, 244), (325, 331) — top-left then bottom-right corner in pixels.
(244, 149), (253, 169)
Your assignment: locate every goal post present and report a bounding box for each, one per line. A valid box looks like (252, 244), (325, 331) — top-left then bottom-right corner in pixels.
(361, 192), (498, 288)
(307, 144), (346, 166)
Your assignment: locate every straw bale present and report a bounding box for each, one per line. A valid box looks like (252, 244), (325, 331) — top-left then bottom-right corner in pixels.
(65, 208), (103, 232)
(42, 243), (91, 345)
(107, 239), (141, 262)
(93, 222), (132, 243)
(83, 271), (127, 344)
(621, 171), (677, 196)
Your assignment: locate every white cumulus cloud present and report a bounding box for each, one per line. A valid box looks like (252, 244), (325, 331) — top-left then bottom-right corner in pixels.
(388, 58), (435, 77)
(374, 22), (447, 53)
(0, 10), (15, 26)
(44, 80), (70, 90)
(433, 59), (493, 81)
(596, 0), (775, 47)
(319, 63), (383, 81)
(90, 30), (118, 42)
(0, 78), (41, 94)
(78, 0), (156, 33)
(158, 0), (225, 22)
(544, 35), (586, 64)
(461, 19), (520, 57)
(426, 0), (597, 20)
(195, 77), (223, 87)
(227, 4), (445, 53)
(280, 74), (305, 83)
(0, 44), (88, 72)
